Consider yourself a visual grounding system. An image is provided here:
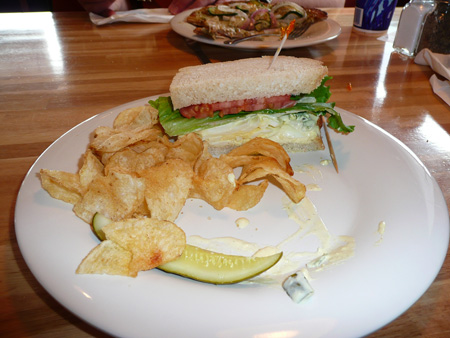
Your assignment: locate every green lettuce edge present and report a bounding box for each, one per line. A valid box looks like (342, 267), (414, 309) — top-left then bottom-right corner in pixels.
(149, 77), (355, 136)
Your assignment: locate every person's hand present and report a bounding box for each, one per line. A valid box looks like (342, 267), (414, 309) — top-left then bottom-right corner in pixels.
(77, 0), (119, 17)
(168, 0), (226, 15)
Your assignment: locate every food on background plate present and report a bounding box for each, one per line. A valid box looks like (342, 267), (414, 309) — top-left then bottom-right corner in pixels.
(40, 105), (304, 279)
(186, 0), (328, 40)
(151, 56), (354, 156)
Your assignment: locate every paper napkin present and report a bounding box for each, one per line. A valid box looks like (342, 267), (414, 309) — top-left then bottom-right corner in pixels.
(415, 48), (450, 106)
(89, 8), (174, 26)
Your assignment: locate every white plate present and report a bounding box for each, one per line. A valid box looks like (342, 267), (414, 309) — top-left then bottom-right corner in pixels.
(171, 9), (341, 50)
(16, 96), (449, 338)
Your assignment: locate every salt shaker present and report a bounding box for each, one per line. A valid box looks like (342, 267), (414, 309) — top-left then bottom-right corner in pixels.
(393, 0), (436, 56)
(416, 0), (450, 54)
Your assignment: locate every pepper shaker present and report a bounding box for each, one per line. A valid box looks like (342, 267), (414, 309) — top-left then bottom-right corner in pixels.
(393, 0), (436, 56)
(416, 0), (450, 54)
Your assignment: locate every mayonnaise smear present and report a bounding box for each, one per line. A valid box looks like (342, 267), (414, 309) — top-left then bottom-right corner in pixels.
(187, 196), (355, 286)
(376, 221), (386, 245)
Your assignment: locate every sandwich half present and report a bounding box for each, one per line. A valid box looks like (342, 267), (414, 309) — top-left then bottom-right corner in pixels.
(150, 56), (353, 155)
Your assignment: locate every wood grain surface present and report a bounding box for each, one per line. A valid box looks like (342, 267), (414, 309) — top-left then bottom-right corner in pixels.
(1, 8), (449, 337)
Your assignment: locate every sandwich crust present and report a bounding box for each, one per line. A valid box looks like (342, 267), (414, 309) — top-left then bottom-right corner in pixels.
(170, 56), (328, 110)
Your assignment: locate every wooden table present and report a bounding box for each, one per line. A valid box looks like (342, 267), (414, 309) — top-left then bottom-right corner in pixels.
(1, 7), (449, 337)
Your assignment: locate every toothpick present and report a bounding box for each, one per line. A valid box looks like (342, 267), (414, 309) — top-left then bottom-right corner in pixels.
(268, 34), (288, 69)
(268, 20), (295, 70)
(321, 115), (339, 173)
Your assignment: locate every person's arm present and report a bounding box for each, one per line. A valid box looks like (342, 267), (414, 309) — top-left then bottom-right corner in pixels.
(168, 0), (348, 15)
(168, 0), (219, 15)
(80, 0), (350, 16)
(77, 0), (130, 16)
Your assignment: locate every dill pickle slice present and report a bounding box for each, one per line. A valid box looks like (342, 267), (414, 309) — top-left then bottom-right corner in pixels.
(158, 245), (282, 284)
(92, 212), (112, 241)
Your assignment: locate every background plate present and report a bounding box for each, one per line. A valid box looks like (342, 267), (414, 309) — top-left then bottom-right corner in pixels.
(171, 9), (341, 50)
(15, 96), (449, 338)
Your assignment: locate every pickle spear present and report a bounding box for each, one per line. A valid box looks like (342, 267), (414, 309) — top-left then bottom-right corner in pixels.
(158, 244), (282, 284)
(92, 213), (282, 284)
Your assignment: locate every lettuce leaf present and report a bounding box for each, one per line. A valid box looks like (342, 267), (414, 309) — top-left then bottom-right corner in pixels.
(290, 75), (333, 103)
(149, 77), (354, 136)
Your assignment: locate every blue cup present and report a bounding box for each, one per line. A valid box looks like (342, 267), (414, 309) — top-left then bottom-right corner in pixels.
(353, 0), (398, 34)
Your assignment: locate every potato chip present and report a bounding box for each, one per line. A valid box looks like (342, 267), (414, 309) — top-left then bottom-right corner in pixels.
(73, 170), (145, 223)
(165, 133), (204, 166)
(133, 201), (151, 218)
(40, 169), (83, 204)
(90, 126), (161, 153)
(103, 218), (186, 276)
(193, 142), (213, 174)
(98, 151), (115, 166)
(226, 137), (294, 175)
(76, 240), (132, 276)
(79, 150), (104, 192)
(139, 159), (194, 222)
(104, 147), (166, 175)
(113, 106), (159, 130)
(219, 154), (269, 169)
(239, 158), (306, 203)
(226, 180), (269, 211)
(127, 139), (168, 155)
(190, 157), (236, 210)
(103, 149), (138, 175)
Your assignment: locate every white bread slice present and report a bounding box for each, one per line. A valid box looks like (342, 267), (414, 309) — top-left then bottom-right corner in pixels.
(170, 56), (328, 110)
